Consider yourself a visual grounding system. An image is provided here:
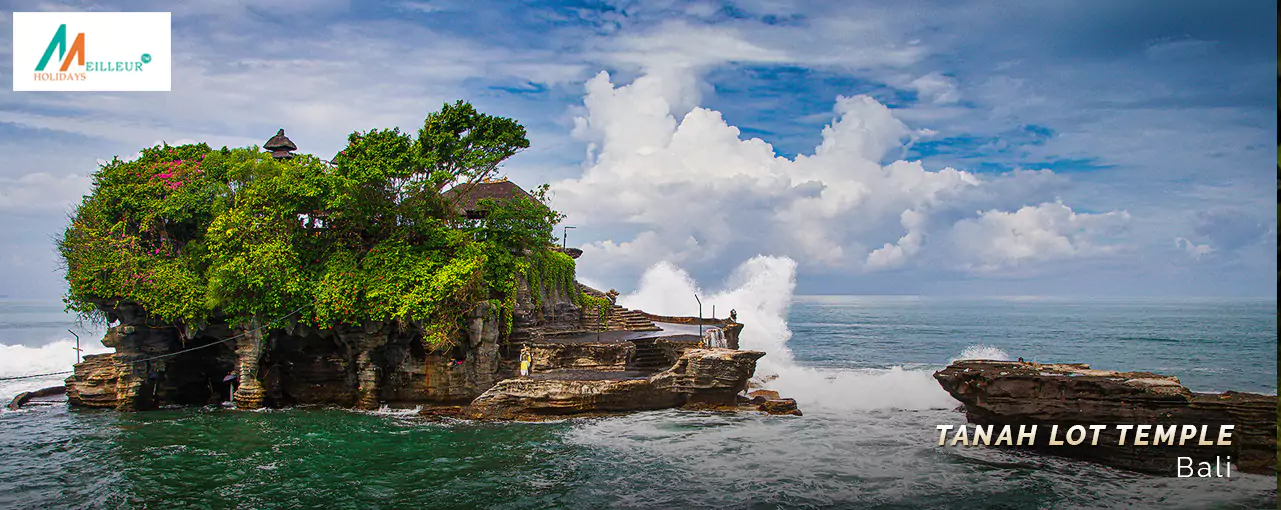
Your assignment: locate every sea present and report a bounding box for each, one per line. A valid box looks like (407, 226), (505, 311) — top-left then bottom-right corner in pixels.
(0, 257), (1276, 509)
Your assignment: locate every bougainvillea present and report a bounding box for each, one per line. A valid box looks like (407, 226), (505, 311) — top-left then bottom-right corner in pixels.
(59, 102), (573, 349)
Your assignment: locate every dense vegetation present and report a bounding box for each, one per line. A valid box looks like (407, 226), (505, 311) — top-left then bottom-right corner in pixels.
(59, 101), (589, 348)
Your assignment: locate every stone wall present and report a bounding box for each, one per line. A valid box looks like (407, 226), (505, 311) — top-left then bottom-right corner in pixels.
(525, 341), (635, 373)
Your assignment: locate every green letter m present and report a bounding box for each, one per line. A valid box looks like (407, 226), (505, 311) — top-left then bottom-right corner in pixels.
(35, 24), (69, 72)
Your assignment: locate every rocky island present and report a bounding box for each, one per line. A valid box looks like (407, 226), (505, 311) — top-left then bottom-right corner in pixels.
(53, 102), (795, 420)
(934, 360), (1276, 475)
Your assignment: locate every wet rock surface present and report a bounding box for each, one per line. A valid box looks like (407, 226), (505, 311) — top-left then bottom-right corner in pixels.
(467, 348), (765, 420)
(934, 360), (1277, 475)
(7, 386), (66, 410)
(757, 398), (802, 416)
(65, 353), (120, 408)
(748, 389), (780, 401)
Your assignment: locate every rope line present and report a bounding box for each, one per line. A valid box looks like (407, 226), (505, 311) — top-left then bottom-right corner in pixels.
(0, 370), (73, 381)
(0, 304), (310, 382)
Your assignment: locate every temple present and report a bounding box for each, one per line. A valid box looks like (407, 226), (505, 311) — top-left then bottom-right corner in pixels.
(263, 129), (297, 159)
(61, 135), (799, 419)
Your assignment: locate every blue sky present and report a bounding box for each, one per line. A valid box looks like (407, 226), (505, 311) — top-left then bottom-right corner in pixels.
(0, 0), (1275, 299)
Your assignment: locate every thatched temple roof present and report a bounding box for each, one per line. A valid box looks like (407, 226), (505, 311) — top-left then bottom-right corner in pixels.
(443, 180), (538, 218)
(264, 129), (297, 159)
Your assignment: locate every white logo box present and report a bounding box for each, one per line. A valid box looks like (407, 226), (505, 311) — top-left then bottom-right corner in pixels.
(12, 12), (171, 92)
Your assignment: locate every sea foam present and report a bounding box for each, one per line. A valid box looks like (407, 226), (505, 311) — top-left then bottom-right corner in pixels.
(949, 344), (1011, 364)
(618, 256), (960, 412)
(0, 335), (108, 400)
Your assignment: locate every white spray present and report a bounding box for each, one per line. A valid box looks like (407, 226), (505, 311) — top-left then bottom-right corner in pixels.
(0, 333), (108, 401)
(618, 256), (962, 413)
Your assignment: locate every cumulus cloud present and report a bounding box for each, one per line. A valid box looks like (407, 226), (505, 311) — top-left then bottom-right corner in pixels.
(949, 202), (1130, 272)
(553, 69), (1126, 283)
(907, 72), (961, 104)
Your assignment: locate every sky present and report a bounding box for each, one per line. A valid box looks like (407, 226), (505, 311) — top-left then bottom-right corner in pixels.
(0, 0), (1276, 299)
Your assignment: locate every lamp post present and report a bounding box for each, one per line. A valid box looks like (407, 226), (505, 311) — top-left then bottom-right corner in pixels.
(694, 294), (702, 338)
(68, 329), (81, 363)
(562, 225), (576, 250)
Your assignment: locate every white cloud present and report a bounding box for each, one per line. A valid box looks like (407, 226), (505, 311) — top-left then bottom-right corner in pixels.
(1174, 237), (1213, 260)
(592, 9), (927, 79)
(907, 72), (960, 104)
(598, 20), (791, 71)
(554, 68), (1114, 284)
(949, 201), (1130, 272)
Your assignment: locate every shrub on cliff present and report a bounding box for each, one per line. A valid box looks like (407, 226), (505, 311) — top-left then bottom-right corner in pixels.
(59, 102), (566, 348)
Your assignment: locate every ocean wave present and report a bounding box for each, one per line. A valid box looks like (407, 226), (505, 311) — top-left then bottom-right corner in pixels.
(0, 337), (110, 402)
(948, 344), (1011, 364)
(619, 256), (960, 413)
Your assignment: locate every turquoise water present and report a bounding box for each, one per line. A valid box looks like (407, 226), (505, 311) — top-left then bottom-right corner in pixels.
(1, 297), (1276, 508)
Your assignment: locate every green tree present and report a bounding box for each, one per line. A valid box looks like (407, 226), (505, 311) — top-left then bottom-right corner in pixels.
(59, 101), (570, 350)
(419, 100), (530, 207)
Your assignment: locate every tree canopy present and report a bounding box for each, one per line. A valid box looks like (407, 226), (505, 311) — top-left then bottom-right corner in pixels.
(59, 101), (577, 348)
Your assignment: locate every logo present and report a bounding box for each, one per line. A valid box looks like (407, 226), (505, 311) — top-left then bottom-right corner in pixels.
(35, 24), (86, 73)
(13, 12), (171, 91)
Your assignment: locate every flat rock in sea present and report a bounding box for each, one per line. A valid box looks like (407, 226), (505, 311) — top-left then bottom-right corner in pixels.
(757, 397), (802, 416)
(7, 385), (66, 410)
(467, 348), (765, 420)
(933, 360), (1277, 476)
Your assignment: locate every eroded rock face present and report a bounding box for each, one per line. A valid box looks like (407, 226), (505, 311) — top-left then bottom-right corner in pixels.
(467, 348), (764, 420)
(526, 341), (634, 373)
(65, 276), (756, 414)
(934, 360), (1277, 476)
(65, 353), (118, 408)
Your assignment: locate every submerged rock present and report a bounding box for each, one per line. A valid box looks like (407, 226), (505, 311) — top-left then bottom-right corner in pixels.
(934, 360), (1276, 475)
(467, 348), (765, 420)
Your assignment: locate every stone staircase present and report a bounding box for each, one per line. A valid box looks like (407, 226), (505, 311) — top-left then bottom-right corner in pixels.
(628, 337), (671, 372)
(607, 305), (661, 332)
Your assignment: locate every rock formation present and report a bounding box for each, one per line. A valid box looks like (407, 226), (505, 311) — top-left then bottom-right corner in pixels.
(934, 360), (1276, 475)
(65, 353), (119, 408)
(524, 340), (634, 373)
(7, 386), (66, 410)
(62, 274), (789, 420)
(467, 348), (765, 420)
(757, 398), (802, 416)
